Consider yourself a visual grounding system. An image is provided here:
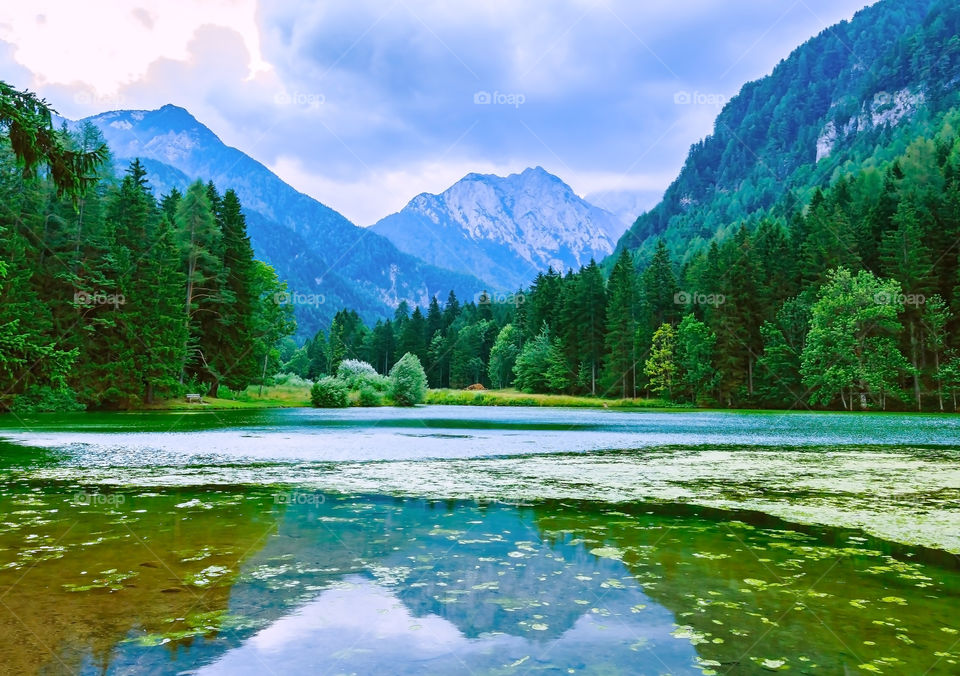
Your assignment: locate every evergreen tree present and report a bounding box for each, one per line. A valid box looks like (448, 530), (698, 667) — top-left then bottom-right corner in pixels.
(881, 200), (933, 409)
(175, 181), (226, 394)
(544, 336), (572, 393)
(215, 189), (260, 391)
(398, 306), (427, 362)
(923, 295), (951, 411)
(604, 250), (638, 398)
(488, 323), (521, 389)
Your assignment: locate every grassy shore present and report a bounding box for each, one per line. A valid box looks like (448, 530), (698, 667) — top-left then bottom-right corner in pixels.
(143, 385), (676, 411)
(425, 388), (677, 409)
(144, 383), (312, 410)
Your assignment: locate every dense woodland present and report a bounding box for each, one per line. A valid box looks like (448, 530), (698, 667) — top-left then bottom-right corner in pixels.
(0, 83), (293, 411)
(5, 77), (960, 412)
(288, 112), (960, 412)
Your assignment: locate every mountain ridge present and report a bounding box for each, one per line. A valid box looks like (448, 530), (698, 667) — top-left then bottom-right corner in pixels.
(371, 166), (626, 290)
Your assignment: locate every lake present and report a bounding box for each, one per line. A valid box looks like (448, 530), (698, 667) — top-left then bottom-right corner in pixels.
(0, 407), (957, 674)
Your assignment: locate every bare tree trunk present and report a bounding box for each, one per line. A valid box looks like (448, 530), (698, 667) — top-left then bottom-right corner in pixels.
(934, 351), (944, 412)
(258, 353), (268, 397)
(179, 213), (201, 385)
(910, 321), (921, 411)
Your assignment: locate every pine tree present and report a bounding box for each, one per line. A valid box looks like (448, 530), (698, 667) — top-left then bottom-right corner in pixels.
(215, 189), (259, 391)
(175, 181), (226, 393)
(923, 295), (951, 411)
(881, 200), (933, 410)
(604, 250), (638, 398)
(638, 240), (679, 341)
(488, 323), (520, 389)
(398, 306), (427, 362)
(443, 290), (461, 328)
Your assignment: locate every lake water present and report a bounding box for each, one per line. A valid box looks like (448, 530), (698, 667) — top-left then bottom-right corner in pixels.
(0, 407), (957, 674)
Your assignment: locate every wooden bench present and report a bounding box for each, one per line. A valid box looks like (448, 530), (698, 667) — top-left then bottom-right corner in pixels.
(185, 393), (203, 403)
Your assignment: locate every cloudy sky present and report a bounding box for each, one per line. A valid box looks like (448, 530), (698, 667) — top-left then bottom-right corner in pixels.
(0, 0), (874, 225)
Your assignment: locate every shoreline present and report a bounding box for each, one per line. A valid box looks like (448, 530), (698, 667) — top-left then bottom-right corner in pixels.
(12, 383), (955, 414)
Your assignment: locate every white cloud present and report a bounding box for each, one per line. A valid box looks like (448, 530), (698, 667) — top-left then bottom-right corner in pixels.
(0, 0), (268, 96)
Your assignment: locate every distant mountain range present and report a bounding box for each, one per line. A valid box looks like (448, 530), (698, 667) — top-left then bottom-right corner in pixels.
(613, 0), (958, 266)
(371, 167), (627, 290)
(584, 188), (662, 228)
(75, 105), (487, 336)
(75, 106), (629, 335)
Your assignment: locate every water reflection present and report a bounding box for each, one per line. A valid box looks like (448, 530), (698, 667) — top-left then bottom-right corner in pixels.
(0, 485), (957, 674)
(202, 577), (694, 675)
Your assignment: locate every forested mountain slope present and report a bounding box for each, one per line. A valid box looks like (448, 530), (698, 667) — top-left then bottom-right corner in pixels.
(615, 0), (959, 264)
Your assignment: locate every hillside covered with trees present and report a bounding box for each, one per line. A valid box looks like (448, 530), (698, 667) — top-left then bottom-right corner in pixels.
(615, 0), (960, 266)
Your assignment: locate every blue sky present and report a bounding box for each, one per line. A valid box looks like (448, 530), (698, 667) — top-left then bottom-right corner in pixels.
(0, 0), (875, 225)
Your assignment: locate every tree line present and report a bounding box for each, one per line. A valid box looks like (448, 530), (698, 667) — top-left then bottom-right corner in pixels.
(0, 83), (293, 411)
(286, 117), (960, 412)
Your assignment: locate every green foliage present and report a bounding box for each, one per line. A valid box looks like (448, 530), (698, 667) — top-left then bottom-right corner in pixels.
(389, 352), (428, 406)
(676, 315), (718, 404)
(9, 385), (85, 413)
(616, 0), (955, 268)
(604, 250), (638, 398)
(801, 268), (908, 410)
(289, 108), (960, 412)
(310, 376), (349, 408)
(644, 323), (676, 399)
(487, 323), (520, 389)
(356, 385), (384, 407)
(513, 324), (553, 394)
(544, 337), (572, 393)
(336, 359), (379, 388)
(0, 80), (108, 197)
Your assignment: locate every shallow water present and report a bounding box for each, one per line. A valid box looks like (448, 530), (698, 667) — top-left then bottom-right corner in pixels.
(2, 406), (958, 461)
(0, 407), (958, 674)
